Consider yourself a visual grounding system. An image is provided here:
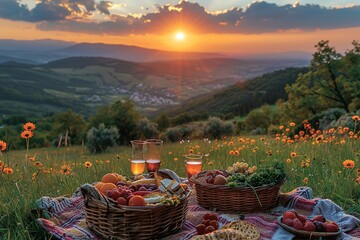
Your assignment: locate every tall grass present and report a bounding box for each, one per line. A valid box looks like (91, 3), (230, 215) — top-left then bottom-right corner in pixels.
(0, 126), (359, 239)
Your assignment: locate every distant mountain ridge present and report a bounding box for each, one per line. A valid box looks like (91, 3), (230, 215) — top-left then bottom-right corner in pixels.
(0, 39), (312, 64)
(0, 39), (224, 64)
(158, 67), (309, 118)
(0, 56), (308, 117)
(53, 43), (224, 62)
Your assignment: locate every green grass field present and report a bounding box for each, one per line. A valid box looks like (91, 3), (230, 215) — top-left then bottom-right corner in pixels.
(0, 125), (359, 239)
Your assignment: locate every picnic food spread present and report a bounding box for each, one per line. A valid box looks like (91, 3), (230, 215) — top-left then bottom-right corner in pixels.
(75, 163), (346, 240)
(277, 210), (342, 238)
(190, 161), (286, 213)
(94, 171), (188, 207)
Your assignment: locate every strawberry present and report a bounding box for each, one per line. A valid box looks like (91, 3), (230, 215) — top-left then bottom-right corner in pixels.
(282, 218), (294, 227)
(210, 220), (219, 230)
(297, 214), (307, 224)
(293, 218), (304, 230)
(312, 215), (325, 222)
(303, 220), (315, 231)
(195, 224), (206, 235)
(202, 219), (211, 226)
(324, 222), (340, 232)
(283, 210), (297, 220)
(204, 226), (215, 234)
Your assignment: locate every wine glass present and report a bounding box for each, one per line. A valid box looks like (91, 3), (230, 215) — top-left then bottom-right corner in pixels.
(144, 139), (163, 172)
(130, 140), (146, 176)
(184, 154), (203, 184)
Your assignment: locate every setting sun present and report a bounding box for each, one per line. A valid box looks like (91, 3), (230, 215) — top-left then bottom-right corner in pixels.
(175, 32), (185, 40)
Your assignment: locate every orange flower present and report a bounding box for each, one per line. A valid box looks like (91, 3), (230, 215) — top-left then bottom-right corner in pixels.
(356, 176), (360, 184)
(106, 160), (110, 164)
(189, 149), (194, 154)
(279, 125), (284, 130)
(23, 122), (36, 131)
(352, 115), (360, 122)
(303, 177), (309, 184)
(234, 150), (239, 155)
(0, 140), (6, 151)
(60, 165), (72, 175)
(3, 167), (14, 174)
(84, 161), (92, 168)
(286, 159), (291, 163)
(34, 162), (43, 168)
(343, 160), (355, 169)
(290, 122), (296, 127)
(28, 155), (36, 162)
(290, 152), (297, 157)
(343, 127), (349, 132)
(229, 150), (235, 155)
(21, 130), (33, 139)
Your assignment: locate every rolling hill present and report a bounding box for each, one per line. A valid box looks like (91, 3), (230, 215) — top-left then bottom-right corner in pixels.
(0, 56), (308, 118)
(157, 67), (309, 118)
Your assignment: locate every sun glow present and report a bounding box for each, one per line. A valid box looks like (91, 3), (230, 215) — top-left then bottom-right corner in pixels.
(175, 32), (185, 40)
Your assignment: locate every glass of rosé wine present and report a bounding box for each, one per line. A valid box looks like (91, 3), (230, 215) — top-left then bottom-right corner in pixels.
(130, 140), (146, 176)
(144, 139), (163, 172)
(184, 154), (203, 184)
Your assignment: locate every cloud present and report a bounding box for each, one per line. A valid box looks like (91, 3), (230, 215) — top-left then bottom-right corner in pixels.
(0, 0), (31, 21)
(96, 1), (113, 15)
(1, 0), (360, 34)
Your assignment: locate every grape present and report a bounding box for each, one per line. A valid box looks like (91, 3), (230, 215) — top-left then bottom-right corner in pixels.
(116, 181), (126, 186)
(138, 186), (147, 191)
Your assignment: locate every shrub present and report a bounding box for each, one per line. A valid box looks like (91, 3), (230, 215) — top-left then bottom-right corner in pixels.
(330, 111), (360, 132)
(165, 126), (193, 142)
(204, 117), (234, 139)
(319, 108), (346, 130)
(267, 124), (282, 136)
(137, 118), (159, 139)
(244, 109), (270, 132)
(86, 124), (119, 153)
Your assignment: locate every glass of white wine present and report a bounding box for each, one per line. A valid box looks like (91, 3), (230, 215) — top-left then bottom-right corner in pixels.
(130, 140), (146, 176)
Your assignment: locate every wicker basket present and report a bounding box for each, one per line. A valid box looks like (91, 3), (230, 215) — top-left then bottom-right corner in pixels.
(191, 171), (285, 213)
(82, 186), (191, 240)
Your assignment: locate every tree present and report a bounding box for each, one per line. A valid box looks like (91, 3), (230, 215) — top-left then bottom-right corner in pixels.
(281, 40), (360, 123)
(89, 98), (141, 145)
(155, 112), (170, 132)
(52, 110), (86, 145)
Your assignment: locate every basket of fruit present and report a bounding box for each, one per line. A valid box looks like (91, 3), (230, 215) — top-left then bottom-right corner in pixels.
(81, 171), (191, 240)
(190, 161), (286, 213)
(278, 211), (342, 238)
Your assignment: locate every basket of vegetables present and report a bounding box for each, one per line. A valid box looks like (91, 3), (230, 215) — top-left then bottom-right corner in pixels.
(190, 162), (286, 213)
(81, 171), (191, 240)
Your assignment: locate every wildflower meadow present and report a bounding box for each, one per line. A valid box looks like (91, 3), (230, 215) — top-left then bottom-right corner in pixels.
(0, 118), (360, 239)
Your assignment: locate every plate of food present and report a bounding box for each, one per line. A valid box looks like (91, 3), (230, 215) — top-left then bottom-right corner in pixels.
(277, 211), (342, 238)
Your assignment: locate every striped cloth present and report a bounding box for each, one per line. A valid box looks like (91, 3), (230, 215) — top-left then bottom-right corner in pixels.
(36, 186), (360, 240)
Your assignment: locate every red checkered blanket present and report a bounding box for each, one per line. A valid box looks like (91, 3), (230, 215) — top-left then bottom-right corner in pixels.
(36, 186), (360, 240)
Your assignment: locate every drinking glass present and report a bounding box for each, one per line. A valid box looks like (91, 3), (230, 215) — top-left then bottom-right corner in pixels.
(184, 154), (203, 183)
(130, 140), (146, 176)
(144, 139), (163, 172)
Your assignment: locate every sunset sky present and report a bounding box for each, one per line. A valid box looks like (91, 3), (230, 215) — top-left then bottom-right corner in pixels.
(0, 0), (359, 55)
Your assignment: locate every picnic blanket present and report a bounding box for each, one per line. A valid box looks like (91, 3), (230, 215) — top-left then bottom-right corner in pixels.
(35, 171), (360, 240)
